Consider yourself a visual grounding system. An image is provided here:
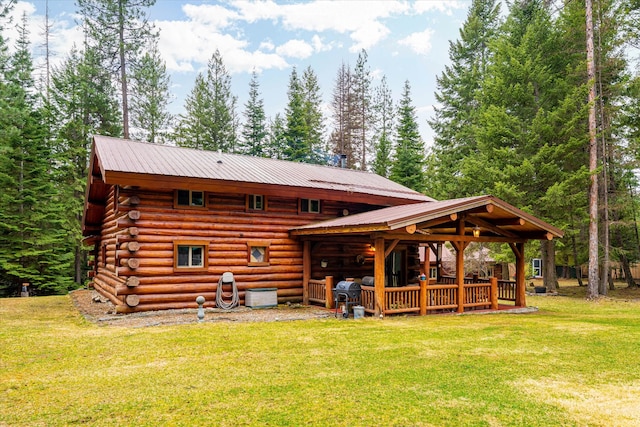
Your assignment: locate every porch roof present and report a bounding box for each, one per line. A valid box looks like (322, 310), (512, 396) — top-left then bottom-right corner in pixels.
(290, 195), (564, 242)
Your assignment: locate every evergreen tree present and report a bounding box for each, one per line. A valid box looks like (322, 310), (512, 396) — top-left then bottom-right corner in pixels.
(77, 0), (157, 139)
(371, 75), (395, 177)
(0, 12), (74, 295)
(283, 67), (310, 161)
(351, 49), (373, 170)
(176, 50), (237, 151)
(240, 70), (267, 156)
(427, 0), (502, 199)
(266, 113), (287, 160)
(301, 66), (325, 163)
(130, 40), (173, 143)
(48, 44), (121, 285)
(390, 81), (426, 193)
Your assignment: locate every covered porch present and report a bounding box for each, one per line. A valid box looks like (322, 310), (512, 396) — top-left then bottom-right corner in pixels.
(291, 195), (563, 317)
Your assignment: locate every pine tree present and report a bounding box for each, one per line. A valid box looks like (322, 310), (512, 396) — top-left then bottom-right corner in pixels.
(77, 0), (157, 139)
(0, 12), (74, 295)
(48, 44), (121, 285)
(301, 66), (325, 163)
(427, 0), (502, 199)
(283, 67), (310, 162)
(390, 81), (426, 193)
(371, 75), (395, 178)
(130, 40), (173, 143)
(240, 70), (267, 156)
(351, 49), (372, 170)
(266, 113), (287, 160)
(176, 50), (237, 151)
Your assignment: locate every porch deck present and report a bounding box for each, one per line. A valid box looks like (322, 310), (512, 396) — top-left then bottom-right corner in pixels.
(307, 276), (518, 317)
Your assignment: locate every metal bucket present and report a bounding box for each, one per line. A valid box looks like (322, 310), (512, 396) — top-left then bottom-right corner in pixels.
(353, 305), (365, 319)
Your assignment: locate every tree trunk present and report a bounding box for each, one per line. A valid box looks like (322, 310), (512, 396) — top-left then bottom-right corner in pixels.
(119, 0), (129, 139)
(542, 240), (558, 292)
(586, 0), (599, 299)
(619, 253), (637, 288)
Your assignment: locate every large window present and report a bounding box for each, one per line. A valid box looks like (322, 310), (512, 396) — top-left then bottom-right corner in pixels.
(247, 241), (270, 266)
(175, 190), (205, 208)
(300, 198), (320, 214)
(174, 241), (208, 270)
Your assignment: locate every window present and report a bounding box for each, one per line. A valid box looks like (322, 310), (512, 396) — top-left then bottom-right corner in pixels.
(175, 190), (205, 208)
(429, 266), (438, 279)
(248, 194), (265, 211)
(174, 241), (208, 270)
(247, 241), (270, 266)
(300, 198), (320, 214)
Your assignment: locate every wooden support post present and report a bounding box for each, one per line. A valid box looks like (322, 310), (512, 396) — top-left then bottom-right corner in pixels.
(325, 276), (334, 309)
(419, 278), (427, 316)
(455, 242), (465, 313)
(490, 277), (498, 310)
(423, 245), (430, 281)
(514, 242), (526, 307)
(303, 240), (310, 305)
(374, 236), (386, 317)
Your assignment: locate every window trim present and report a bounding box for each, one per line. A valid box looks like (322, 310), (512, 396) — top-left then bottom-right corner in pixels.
(174, 241), (209, 271)
(299, 198), (321, 214)
(247, 194), (267, 211)
(247, 241), (270, 267)
(174, 190), (207, 209)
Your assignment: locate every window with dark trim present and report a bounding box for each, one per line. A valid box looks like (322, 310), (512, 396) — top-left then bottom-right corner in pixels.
(247, 194), (265, 211)
(174, 241), (208, 270)
(175, 190), (205, 208)
(247, 241), (270, 266)
(300, 198), (320, 214)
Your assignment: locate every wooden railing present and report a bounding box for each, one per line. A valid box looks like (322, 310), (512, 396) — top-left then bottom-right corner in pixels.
(308, 278), (327, 304)
(426, 284), (458, 311)
(497, 280), (516, 301)
(385, 285), (421, 314)
(312, 276), (504, 315)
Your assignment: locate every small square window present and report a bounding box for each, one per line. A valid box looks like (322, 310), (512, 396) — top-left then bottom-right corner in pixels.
(174, 242), (208, 270)
(301, 198), (320, 214)
(175, 190), (205, 208)
(248, 194), (265, 211)
(429, 267), (438, 279)
(247, 242), (270, 266)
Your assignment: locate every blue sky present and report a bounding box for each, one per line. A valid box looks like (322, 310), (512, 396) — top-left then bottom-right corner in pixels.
(5, 0), (472, 146)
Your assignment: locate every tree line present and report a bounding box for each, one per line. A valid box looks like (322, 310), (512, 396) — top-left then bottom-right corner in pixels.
(0, 0), (425, 296)
(1, 0), (639, 297)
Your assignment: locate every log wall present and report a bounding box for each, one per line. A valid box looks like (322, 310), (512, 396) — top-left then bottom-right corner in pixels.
(90, 186), (377, 313)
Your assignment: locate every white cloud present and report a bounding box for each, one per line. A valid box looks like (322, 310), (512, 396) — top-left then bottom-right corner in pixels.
(412, 1), (464, 16)
(259, 40), (275, 51)
(181, 3), (239, 29)
(276, 39), (313, 59)
(398, 28), (434, 55)
(311, 34), (334, 53)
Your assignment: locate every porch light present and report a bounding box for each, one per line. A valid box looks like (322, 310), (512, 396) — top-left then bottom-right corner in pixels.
(473, 225), (481, 238)
(321, 259), (328, 268)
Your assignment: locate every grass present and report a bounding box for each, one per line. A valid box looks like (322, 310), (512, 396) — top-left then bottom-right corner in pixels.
(1, 281), (639, 426)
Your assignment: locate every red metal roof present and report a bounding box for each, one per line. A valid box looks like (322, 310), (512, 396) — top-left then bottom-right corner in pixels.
(93, 135), (434, 203)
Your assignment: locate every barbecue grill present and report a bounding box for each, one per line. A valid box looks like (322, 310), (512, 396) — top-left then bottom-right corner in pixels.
(333, 280), (362, 318)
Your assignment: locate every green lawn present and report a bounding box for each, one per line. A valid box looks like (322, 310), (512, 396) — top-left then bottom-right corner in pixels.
(1, 284), (639, 426)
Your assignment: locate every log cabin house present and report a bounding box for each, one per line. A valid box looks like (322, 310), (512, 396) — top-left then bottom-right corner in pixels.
(82, 135), (563, 315)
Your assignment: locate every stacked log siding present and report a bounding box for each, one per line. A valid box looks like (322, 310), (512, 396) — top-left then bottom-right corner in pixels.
(91, 186), (381, 313)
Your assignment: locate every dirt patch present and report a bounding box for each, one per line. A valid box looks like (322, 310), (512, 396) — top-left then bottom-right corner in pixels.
(70, 289), (332, 327)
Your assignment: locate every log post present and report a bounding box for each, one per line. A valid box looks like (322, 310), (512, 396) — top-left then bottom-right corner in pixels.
(128, 227), (139, 237)
(490, 277), (498, 310)
(419, 278), (427, 316)
(454, 242), (465, 313)
(514, 242), (526, 307)
(325, 275), (334, 309)
(374, 236), (385, 317)
(128, 210), (141, 220)
(126, 276), (140, 287)
(303, 240), (310, 305)
(120, 241), (141, 252)
(120, 258), (140, 269)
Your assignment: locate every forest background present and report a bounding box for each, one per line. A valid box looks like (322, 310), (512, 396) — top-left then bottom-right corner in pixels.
(1, 0), (640, 298)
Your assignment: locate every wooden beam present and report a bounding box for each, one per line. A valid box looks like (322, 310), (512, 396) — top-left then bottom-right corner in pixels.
(371, 232), (528, 244)
(512, 242), (526, 307)
(418, 213), (457, 230)
(464, 216), (519, 238)
(384, 239), (400, 258)
(374, 237), (386, 317)
(492, 217), (526, 226)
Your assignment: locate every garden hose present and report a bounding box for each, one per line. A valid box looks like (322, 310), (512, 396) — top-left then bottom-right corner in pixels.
(216, 272), (239, 309)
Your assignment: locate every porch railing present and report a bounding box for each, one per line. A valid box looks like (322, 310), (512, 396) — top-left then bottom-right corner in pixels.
(442, 275), (517, 302)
